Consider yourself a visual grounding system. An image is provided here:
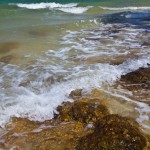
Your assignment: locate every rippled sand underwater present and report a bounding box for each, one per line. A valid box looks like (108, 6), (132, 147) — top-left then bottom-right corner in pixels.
(0, 1), (150, 149)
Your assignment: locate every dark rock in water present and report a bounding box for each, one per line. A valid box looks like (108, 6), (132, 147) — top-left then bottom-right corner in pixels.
(69, 89), (83, 99)
(0, 42), (19, 54)
(76, 114), (147, 150)
(19, 80), (30, 87)
(141, 40), (150, 46)
(119, 67), (150, 104)
(100, 11), (150, 30)
(57, 100), (109, 124)
(121, 67), (150, 89)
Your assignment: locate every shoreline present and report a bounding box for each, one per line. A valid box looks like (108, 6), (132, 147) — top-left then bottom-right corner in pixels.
(0, 66), (150, 149)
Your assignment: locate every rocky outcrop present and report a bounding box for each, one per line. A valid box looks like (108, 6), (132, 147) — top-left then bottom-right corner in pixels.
(119, 66), (150, 104)
(57, 99), (109, 124)
(0, 94), (149, 150)
(69, 89), (83, 99)
(121, 67), (150, 89)
(76, 114), (147, 150)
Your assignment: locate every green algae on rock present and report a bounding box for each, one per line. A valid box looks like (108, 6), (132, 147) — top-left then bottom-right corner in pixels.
(76, 114), (147, 150)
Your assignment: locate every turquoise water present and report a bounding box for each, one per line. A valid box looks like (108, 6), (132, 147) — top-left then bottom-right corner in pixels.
(0, 0), (150, 129)
(1, 0), (150, 5)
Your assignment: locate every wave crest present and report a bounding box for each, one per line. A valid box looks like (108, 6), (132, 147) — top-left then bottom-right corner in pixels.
(16, 2), (78, 9)
(10, 2), (91, 14)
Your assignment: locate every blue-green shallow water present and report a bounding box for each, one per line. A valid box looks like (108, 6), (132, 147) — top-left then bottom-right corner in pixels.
(0, 0), (150, 132)
(1, 0), (150, 6)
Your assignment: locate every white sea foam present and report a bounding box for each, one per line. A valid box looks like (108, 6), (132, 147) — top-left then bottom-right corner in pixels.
(0, 55), (150, 127)
(16, 3), (78, 9)
(13, 2), (91, 14)
(99, 6), (150, 11)
(58, 6), (92, 14)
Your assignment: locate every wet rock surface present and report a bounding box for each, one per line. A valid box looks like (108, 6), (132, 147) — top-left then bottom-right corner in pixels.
(57, 100), (109, 124)
(121, 67), (150, 88)
(69, 89), (83, 99)
(119, 67), (150, 104)
(76, 114), (147, 150)
(0, 94), (149, 150)
(1, 118), (90, 150)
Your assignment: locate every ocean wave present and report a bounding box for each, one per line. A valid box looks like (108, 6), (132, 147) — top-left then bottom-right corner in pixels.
(0, 55), (150, 127)
(16, 2), (78, 9)
(99, 6), (150, 11)
(10, 2), (91, 14)
(58, 6), (92, 14)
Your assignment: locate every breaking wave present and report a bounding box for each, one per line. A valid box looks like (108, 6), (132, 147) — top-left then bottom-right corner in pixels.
(10, 2), (92, 14)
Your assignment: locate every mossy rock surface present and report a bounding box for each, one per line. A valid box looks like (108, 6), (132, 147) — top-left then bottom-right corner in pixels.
(57, 100), (109, 124)
(76, 114), (147, 150)
(1, 94), (149, 149)
(69, 89), (83, 99)
(121, 67), (150, 89)
(119, 67), (150, 103)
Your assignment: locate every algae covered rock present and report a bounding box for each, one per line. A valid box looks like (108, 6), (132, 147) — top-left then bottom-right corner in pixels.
(121, 67), (150, 89)
(57, 100), (109, 124)
(119, 67), (150, 103)
(69, 89), (83, 99)
(1, 118), (89, 150)
(76, 114), (147, 150)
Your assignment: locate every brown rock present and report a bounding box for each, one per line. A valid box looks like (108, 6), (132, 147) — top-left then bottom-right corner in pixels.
(121, 67), (150, 87)
(57, 100), (109, 124)
(119, 67), (150, 103)
(76, 114), (147, 150)
(1, 118), (91, 150)
(69, 89), (82, 99)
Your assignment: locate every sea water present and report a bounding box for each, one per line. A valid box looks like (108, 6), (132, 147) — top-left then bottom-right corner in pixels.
(0, 0), (150, 129)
